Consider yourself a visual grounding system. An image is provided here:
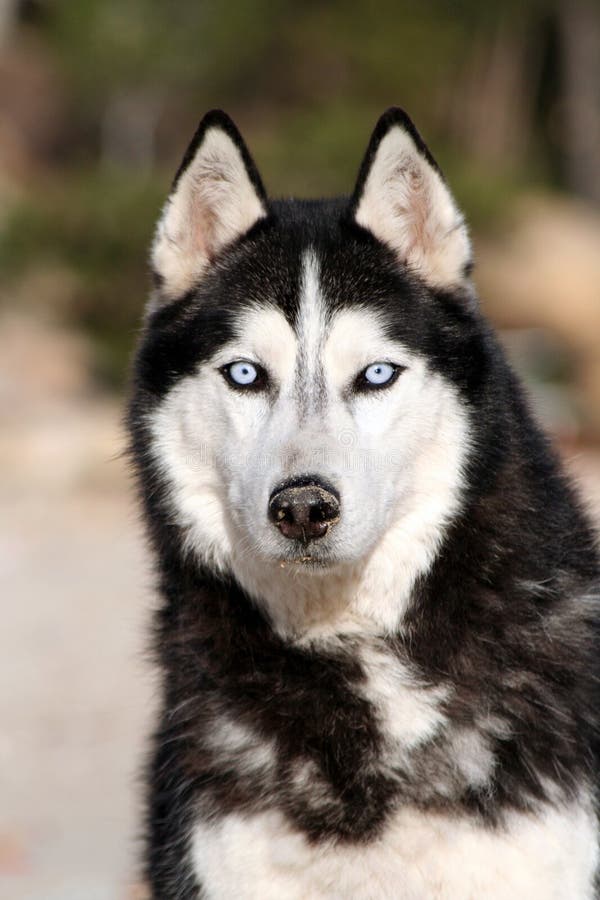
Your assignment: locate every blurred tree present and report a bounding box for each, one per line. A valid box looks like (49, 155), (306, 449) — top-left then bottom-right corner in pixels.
(557, 0), (600, 204)
(0, 0), (19, 47)
(44, 0), (296, 168)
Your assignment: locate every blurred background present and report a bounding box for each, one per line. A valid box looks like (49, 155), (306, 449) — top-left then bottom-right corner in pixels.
(1, 1), (599, 897)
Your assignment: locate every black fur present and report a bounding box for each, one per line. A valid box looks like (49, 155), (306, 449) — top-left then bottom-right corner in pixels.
(128, 109), (600, 897)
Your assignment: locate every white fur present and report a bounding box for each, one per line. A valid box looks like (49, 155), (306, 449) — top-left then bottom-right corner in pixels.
(148, 253), (470, 638)
(190, 798), (598, 899)
(355, 125), (471, 289)
(356, 644), (495, 794)
(447, 728), (495, 790)
(295, 250), (329, 406)
(152, 126), (265, 302)
(205, 715), (277, 777)
(358, 643), (448, 756)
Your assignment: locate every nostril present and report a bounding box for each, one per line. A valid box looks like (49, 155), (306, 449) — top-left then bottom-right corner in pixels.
(269, 498), (293, 525)
(309, 504), (324, 524)
(310, 499), (339, 524)
(273, 502), (293, 523)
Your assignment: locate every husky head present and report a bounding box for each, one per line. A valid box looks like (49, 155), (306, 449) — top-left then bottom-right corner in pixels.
(132, 109), (483, 635)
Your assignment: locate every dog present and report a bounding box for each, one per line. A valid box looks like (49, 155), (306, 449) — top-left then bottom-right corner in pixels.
(128, 108), (600, 898)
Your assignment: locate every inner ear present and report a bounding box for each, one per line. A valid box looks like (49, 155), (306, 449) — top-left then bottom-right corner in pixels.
(351, 108), (472, 290)
(151, 110), (267, 305)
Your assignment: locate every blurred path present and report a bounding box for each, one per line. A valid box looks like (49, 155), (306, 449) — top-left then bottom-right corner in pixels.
(0, 313), (598, 899)
(0, 313), (154, 899)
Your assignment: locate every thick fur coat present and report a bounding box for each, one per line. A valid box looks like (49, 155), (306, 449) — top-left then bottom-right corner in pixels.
(128, 109), (600, 898)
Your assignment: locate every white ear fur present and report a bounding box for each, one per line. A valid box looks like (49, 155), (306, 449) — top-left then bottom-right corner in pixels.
(354, 122), (471, 289)
(152, 122), (266, 302)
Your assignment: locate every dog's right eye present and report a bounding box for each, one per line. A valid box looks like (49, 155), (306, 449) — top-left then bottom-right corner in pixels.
(221, 360), (268, 391)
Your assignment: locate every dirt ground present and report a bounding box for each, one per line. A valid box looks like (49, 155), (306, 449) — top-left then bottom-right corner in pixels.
(1, 313), (600, 900)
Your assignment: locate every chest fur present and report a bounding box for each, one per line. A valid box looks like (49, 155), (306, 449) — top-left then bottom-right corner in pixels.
(183, 642), (503, 847)
(190, 801), (598, 899)
(173, 631), (597, 897)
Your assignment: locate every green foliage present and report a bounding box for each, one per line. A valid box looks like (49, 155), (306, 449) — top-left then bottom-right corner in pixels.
(1, 170), (164, 385)
(46, 0), (295, 104)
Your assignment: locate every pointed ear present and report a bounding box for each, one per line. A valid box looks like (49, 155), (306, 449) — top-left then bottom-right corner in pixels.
(351, 108), (472, 290)
(151, 110), (267, 303)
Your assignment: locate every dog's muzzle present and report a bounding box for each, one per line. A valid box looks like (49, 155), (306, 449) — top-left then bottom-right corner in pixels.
(268, 477), (340, 543)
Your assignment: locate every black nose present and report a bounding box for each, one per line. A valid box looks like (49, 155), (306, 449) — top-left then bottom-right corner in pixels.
(268, 479), (340, 542)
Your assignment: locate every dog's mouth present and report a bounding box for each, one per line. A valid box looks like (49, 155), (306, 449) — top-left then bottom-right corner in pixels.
(275, 540), (343, 571)
(278, 554), (331, 569)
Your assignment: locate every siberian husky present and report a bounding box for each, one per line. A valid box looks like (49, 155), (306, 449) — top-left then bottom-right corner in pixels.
(128, 108), (600, 898)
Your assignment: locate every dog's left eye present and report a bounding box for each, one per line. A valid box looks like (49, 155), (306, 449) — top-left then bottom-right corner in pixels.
(221, 360), (267, 390)
(355, 362), (402, 391)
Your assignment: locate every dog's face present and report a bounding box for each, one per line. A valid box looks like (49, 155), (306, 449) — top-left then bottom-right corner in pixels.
(135, 109), (479, 626)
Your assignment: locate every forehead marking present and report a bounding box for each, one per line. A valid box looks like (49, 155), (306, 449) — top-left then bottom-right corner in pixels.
(295, 250), (328, 414)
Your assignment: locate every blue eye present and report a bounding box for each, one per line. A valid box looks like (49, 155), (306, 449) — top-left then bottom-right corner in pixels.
(229, 362), (257, 384)
(363, 362), (397, 386)
(222, 360), (267, 390)
(354, 362), (404, 393)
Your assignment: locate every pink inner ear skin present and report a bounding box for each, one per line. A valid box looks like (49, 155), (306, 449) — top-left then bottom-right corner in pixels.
(152, 120), (266, 302)
(353, 122), (470, 289)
